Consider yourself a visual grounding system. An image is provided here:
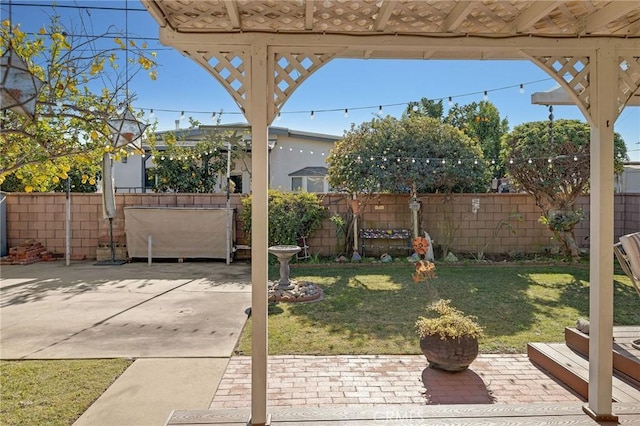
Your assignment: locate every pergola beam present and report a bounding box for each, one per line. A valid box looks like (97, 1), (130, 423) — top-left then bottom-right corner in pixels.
(515, 1), (561, 33)
(160, 29), (639, 58)
(305, 0), (314, 30)
(223, 0), (241, 29)
(373, 0), (394, 32)
(443, 1), (474, 32)
(584, 1), (639, 34)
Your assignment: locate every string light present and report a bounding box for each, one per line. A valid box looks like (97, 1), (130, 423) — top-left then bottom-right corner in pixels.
(138, 78), (552, 123)
(483, 91), (488, 101)
(149, 108), (154, 118)
(344, 108), (349, 118)
(211, 112), (216, 121)
(179, 111), (185, 121)
(310, 110), (315, 120)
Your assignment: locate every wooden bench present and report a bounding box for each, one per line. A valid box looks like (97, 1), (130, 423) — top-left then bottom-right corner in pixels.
(360, 228), (412, 257)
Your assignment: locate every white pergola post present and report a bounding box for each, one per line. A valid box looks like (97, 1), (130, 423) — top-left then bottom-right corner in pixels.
(249, 42), (270, 426)
(584, 45), (617, 423)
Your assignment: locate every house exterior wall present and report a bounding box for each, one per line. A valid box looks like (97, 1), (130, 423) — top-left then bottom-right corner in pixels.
(616, 164), (640, 193)
(111, 127), (338, 194)
(4, 192), (639, 261)
(269, 135), (335, 191)
(113, 155), (145, 193)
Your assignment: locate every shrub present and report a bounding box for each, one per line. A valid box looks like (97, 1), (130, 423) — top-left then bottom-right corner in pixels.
(240, 190), (326, 246)
(415, 299), (484, 340)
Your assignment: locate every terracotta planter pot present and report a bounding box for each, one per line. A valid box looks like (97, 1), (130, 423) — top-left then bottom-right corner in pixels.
(419, 334), (479, 372)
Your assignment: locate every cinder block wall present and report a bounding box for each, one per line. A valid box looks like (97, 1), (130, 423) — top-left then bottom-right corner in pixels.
(4, 193), (245, 260)
(4, 192), (639, 260)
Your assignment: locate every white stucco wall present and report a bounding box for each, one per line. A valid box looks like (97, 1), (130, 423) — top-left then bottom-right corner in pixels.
(113, 154), (145, 193)
(618, 164), (640, 193)
(269, 135), (335, 191)
(111, 127), (339, 193)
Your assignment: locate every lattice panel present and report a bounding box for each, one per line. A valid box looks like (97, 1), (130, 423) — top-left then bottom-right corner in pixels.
(147, 0), (640, 37)
(618, 56), (640, 111)
(198, 51), (247, 112)
(272, 52), (335, 119)
(386, 2), (448, 33)
(312, 0), (380, 32)
(160, 0), (232, 31)
(534, 56), (591, 114)
(237, 0), (307, 31)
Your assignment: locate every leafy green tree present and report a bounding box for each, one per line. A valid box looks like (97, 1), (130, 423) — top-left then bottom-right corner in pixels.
(0, 12), (156, 192)
(147, 124), (243, 193)
(502, 119), (628, 261)
(1, 168), (98, 193)
(404, 98), (444, 120)
(328, 115), (489, 195)
(446, 101), (509, 177)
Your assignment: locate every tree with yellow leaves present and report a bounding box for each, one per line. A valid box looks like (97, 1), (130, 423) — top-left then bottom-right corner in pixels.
(0, 11), (157, 192)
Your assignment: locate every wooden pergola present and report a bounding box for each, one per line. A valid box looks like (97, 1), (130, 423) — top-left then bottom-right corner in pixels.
(141, 1), (640, 424)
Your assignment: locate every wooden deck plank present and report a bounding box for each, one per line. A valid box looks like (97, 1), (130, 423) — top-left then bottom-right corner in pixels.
(166, 403), (640, 425)
(565, 327), (640, 384)
(528, 343), (640, 403)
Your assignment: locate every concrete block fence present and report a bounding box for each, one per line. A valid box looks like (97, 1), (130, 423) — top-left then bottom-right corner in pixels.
(3, 192), (639, 261)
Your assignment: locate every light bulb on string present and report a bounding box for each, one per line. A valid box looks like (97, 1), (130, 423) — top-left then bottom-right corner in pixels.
(179, 111), (185, 121)
(211, 112), (216, 121)
(344, 109), (349, 118)
(310, 110), (315, 120)
(483, 91), (488, 101)
(412, 104), (419, 112)
(519, 84), (525, 94)
(528, 158), (532, 164)
(149, 109), (154, 119)
(378, 105), (383, 114)
(277, 112), (282, 121)
(448, 97), (453, 107)
(574, 155), (578, 161)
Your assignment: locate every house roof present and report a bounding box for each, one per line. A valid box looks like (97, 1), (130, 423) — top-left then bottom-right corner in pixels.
(154, 124), (340, 143)
(288, 166), (328, 177)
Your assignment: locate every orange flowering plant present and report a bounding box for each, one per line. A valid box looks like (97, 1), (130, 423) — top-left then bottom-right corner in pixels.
(411, 236), (437, 283)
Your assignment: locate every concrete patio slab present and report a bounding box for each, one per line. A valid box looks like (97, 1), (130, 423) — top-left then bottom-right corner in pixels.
(0, 260), (252, 359)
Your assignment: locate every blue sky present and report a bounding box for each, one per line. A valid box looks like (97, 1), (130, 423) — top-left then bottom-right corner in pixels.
(6, 1), (640, 161)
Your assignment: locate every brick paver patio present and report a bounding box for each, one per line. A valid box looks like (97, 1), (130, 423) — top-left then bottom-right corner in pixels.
(211, 355), (583, 409)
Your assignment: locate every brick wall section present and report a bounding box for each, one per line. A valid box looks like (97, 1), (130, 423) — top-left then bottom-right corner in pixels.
(4, 192), (639, 260)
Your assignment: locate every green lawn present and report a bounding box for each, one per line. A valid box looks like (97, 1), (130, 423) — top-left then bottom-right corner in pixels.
(235, 263), (639, 355)
(0, 359), (131, 426)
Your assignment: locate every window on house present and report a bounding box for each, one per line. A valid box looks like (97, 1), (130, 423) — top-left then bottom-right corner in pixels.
(230, 175), (242, 193)
(307, 177), (324, 193)
(291, 177), (303, 191)
(291, 176), (326, 193)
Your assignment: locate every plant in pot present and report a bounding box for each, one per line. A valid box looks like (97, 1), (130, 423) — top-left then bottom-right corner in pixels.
(415, 299), (484, 372)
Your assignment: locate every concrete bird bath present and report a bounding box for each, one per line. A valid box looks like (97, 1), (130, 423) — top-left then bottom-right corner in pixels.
(268, 245), (323, 303)
(268, 245), (300, 289)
